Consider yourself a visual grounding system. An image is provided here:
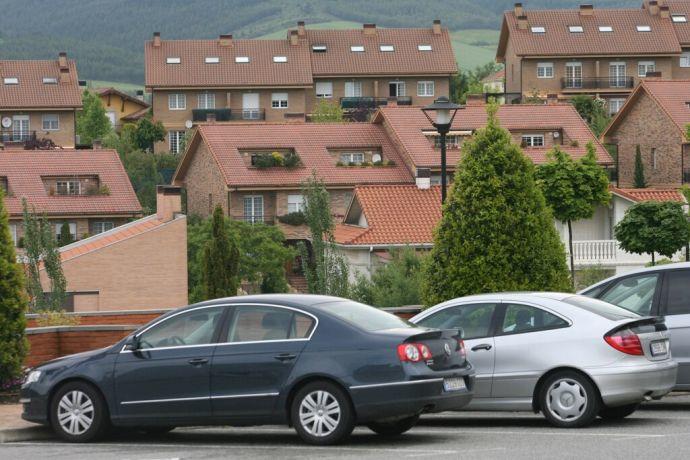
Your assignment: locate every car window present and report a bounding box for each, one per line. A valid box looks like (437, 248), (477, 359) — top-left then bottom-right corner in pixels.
(226, 306), (315, 342)
(500, 304), (568, 335)
(665, 270), (690, 315)
(599, 273), (659, 315)
(313, 300), (414, 332)
(416, 303), (497, 339)
(138, 307), (224, 349)
(562, 296), (639, 320)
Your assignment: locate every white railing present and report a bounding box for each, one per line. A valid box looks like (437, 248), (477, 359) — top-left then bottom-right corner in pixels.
(567, 240), (655, 267)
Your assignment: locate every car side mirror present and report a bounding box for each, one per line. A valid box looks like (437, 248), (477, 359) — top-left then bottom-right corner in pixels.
(455, 328), (465, 340)
(123, 335), (141, 352)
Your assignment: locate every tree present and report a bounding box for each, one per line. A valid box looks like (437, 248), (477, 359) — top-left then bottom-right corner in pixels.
(76, 89), (112, 145)
(614, 201), (690, 266)
(22, 200), (46, 310)
(57, 222), (73, 247)
(0, 188), (28, 387)
(536, 142), (611, 285)
(421, 104), (571, 306)
(570, 95), (611, 137)
(633, 145), (647, 188)
(450, 62), (502, 104)
(41, 215), (67, 311)
(298, 172), (349, 297)
(311, 100), (344, 123)
(200, 205), (240, 300)
(132, 114), (165, 153)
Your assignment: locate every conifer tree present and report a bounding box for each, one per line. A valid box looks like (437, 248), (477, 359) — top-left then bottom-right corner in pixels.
(633, 145), (647, 188)
(201, 205), (240, 299)
(58, 222), (73, 247)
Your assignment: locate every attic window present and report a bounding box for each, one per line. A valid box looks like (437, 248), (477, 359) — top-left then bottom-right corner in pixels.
(273, 56), (288, 63)
(312, 45), (327, 52)
(636, 25), (651, 32)
(568, 25), (584, 33)
(42, 77), (58, 84)
(599, 26), (613, 32)
(379, 45), (395, 52)
(350, 45), (365, 52)
(166, 57), (181, 64)
(3, 77), (18, 85)
(531, 26), (546, 33)
(205, 56), (220, 64)
(235, 56), (250, 63)
(418, 44), (433, 51)
(672, 15), (687, 23)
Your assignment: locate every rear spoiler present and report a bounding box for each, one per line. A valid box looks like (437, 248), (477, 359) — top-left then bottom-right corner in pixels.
(608, 316), (667, 335)
(404, 328), (463, 342)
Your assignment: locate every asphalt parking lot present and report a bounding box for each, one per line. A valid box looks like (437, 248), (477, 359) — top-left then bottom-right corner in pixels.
(3, 393), (690, 460)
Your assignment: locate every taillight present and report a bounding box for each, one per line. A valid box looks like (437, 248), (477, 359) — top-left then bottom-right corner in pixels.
(605, 329), (643, 356)
(397, 343), (431, 362)
(457, 339), (466, 360)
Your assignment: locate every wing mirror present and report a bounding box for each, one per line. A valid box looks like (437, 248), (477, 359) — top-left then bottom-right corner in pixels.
(123, 335), (141, 352)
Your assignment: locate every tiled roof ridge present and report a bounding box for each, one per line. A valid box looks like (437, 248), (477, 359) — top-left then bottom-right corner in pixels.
(505, 7), (654, 15)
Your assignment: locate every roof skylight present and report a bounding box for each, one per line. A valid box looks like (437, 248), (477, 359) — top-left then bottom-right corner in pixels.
(599, 26), (613, 32)
(380, 45), (395, 52)
(568, 25), (584, 33)
(531, 26), (546, 33)
(235, 56), (250, 63)
(673, 15), (687, 23)
(42, 77), (58, 84)
(636, 25), (651, 32)
(3, 77), (18, 85)
(166, 57), (181, 64)
(418, 44), (433, 51)
(312, 45), (327, 52)
(205, 56), (220, 63)
(273, 56), (288, 63)
(351, 45), (365, 52)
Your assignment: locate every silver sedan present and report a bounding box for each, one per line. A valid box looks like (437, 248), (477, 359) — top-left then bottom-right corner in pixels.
(411, 293), (677, 427)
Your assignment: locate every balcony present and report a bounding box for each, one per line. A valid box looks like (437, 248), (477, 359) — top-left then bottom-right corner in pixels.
(560, 77), (635, 91)
(340, 96), (412, 110)
(566, 240), (681, 267)
(0, 130), (37, 147)
(230, 214), (274, 225)
(191, 108), (265, 122)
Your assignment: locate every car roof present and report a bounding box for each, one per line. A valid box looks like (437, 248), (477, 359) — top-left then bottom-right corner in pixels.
(579, 262), (690, 293)
(434, 291), (576, 305)
(179, 294), (349, 314)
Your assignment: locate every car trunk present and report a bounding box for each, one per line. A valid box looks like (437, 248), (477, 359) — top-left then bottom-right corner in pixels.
(401, 329), (466, 371)
(610, 317), (671, 362)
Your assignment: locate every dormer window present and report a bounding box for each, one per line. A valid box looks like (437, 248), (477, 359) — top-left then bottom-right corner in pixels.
(312, 45), (327, 52)
(599, 26), (613, 32)
(340, 152), (365, 165)
(568, 25), (583, 33)
(205, 56), (220, 64)
(166, 57), (181, 64)
(42, 77), (58, 84)
(379, 45), (395, 52)
(636, 25), (651, 32)
(235, 56), (250, 63)
(672, 15), (687, 23)
(273, 56), (287, 63)
(351, 45), (365, 52)
(418, 44), (432, 51)
(56, 180), (81, 196)
(531, 26), (546, 33)
(3, 77), (18, 85)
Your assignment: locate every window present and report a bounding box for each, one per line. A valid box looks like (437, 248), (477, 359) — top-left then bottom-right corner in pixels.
(636, 25), (651, 32)
(417, 81), (435, 97)
(638, 61), (655, 77)
(389, 80), (406, 97)
(664, 270), (690, 315)
(568, 25), (583, 33)
(500, 304), (568, 335)
(380, 45), (395, 52)
(3, 77), (18, 85)
(42, 77), (58, 84)
(418, 44), (432, 51)
(652, 148), (657, 170)
(344, 81), (362, 98)
(608, 98), (626, 115)
(537, 62), (554, 78)
(138, 306), (224, 350)
(563, 296), (639, 320)
(93, 221), (114, 234)
(168, 93), (186, 110)
(680, 52), (690, 68)
(672, 15), (688, 23)
(312, 45), (327, 52)
(106, 111), (116, 125)
(205, 56), (219, 64)
(522, 134), (545, 147)
(312, 300), (412, 332)
(416, 303), (497, 340)
(42, 114), (59, 131)
(315, 81), (333, 98)
(565, 62), (582, 88)
(340, 152), (364, 164)
(235, 56), (250, 63)
(350, 45), (365, 52)
(287, 194), (304, 213)
(243, 195), (264, 223)
(599, 273), (659, 316)
(54, 222), (77, 240)
(168, 130), (185, 154)
(273, 56), (287, 63)
(197, 92), (215, 109)
(431, 134), (461, 149)
(271, 92), (288, 108)
(9, 224), (17, 246)
(56, 180), (80, 195)
(531, 26), (546, 33)
(599, 26), (613, 32)
(226, 306), (315, 342)
(609, 62), (627, 88)
(166, 57), (181, 64)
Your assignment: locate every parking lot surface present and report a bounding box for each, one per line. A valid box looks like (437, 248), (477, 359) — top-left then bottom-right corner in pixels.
(3, 393), (690, 459)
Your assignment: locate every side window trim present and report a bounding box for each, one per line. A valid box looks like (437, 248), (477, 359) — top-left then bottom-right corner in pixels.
(220, 303), (319, 345)
(494, 301), (571, 337)
(597, 271), (663, 316)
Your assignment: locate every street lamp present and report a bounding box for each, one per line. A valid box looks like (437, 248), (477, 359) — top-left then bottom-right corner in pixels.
(422, 97), (463, 204)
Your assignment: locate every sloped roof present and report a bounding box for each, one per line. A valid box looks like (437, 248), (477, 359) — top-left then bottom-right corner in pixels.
(0, 59), (81, 108)
(611, 186), (686, 203)
(1, 149), (142, 217)
(173, 123), (413, 189)
(334, 185), (441, 246)
(374, 104), (612, 169)
(665, 0), (690, 44)
(94, 87), (149, 108)
(481, 68), (505, 82)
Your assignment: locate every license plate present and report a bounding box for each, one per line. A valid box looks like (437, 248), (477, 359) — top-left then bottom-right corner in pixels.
(443, 377), (466, 392)
(650, 340), (668, 356)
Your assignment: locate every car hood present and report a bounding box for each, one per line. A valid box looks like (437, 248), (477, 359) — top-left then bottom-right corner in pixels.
(34, 346), (111, 370)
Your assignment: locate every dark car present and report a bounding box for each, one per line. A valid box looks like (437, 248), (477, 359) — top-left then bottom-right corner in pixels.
(21, 295), (474, 445)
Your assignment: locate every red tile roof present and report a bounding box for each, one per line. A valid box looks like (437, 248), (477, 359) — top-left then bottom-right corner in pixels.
(497, 7), (681, 59)
(334, 185), (441, 245)
(481, 68), (505, 82)
(305, 27), (457, 76)
(145, 38), (313, 88)
(94, 87), (149, 108)
(611, 186), (687, 203)
(374, 104), (612, 169)
(0, 58), (81, 108)
(1, 149), (142, 217)
(175, 123), (413, 188)
(665, 1), (690, 44)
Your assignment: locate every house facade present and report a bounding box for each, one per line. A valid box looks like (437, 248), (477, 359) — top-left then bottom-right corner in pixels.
(94, 87), (150, 131)
(0, 53), (82, 149)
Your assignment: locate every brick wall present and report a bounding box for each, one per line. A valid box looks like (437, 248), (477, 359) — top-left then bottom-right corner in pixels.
(182, 141), (229, 217)
(26, 309), (170, 328)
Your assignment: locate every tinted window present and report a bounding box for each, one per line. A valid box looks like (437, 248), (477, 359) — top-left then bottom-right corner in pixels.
(416, 303), (497, 339)
(562, 296), (639, 320)
(314, 300), (412, 331)
(500, 304), (568, 334)
(227, 306), (315, 342)
(599, 273), (659, 315)
(665, 270), (690, 315)
(138, 307), (224, 349)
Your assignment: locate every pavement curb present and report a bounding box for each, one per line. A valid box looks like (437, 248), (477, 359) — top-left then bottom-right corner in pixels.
(0, 426), (54, 443)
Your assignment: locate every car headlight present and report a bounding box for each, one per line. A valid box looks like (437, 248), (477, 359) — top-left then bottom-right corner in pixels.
(24, 370), (42, 385)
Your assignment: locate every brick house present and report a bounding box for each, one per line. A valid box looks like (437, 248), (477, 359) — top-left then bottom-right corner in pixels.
(1, 149), (142, 249)
(0, 52), (82, 149)
(145, 21), (455, 153)
(94, 87), (150, 131)
(602, 79), (690, 187)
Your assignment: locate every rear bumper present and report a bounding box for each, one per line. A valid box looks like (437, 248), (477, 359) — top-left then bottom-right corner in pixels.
(588, 360), (678, 407)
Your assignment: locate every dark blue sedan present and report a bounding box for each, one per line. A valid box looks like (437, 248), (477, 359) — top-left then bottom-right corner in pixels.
(21, 295), (474, 445)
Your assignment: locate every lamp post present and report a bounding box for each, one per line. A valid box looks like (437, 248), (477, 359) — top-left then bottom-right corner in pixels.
(422, 97), (463, 204)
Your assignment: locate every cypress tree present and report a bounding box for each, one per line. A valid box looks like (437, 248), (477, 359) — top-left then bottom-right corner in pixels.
(422, 105), (571, 306)
(201, 205), (239, 299)
(633, 145), (647, 188)
(58, 222), (73, 247)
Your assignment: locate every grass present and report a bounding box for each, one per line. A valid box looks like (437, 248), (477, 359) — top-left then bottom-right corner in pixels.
(86, 80), (144, 94)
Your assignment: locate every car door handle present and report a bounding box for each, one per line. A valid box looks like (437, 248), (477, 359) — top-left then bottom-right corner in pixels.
(274, 353), (297, 362)
(188, 358), (209, 366)
(471, 344), (492, 351)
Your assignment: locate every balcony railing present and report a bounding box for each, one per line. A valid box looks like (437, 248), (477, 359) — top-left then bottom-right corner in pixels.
(560, 77), (635, 90)
(566, 240), (683, 267)
(192, 108), (232, 122)
(1, 130), (37, 145)
(230, 214), (274, 225)
(340, 96), (412, 109)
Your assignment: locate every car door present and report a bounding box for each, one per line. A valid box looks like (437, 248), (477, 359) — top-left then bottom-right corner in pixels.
(658, 269), (690, 389)
(114, 305), (226, 421)
(491, 303), (570, 399)
(414, 303), (498, 398)
(210, 304), (316, 420)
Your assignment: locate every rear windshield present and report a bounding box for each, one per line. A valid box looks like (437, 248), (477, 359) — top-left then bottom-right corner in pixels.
(562, 295), (640, 321)
(313, 300), (415, 332)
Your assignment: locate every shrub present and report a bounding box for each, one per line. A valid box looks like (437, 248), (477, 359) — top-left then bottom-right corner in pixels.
(277, 211), (306, 226)
(574, 265), (614, 291)
(35, 310), (80, 327)
(283, 151), (302, 168)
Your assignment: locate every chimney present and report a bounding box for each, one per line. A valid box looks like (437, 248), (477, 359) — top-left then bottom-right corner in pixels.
(289, 29), (299, 46)
(579, 4), (594, 16)
(58, 51), (68, 69)
(92, 139), (102, 149)
(517, 15), (528, 30)
(660, 6), (670, 19)
(649, 0), (659, 15)
(363, 23), (377, 35)
(218, 34), (232, 47)
(432, 19), (442, 35)
(466, 94), (486, 106)
(416, 168), (431, 190)
(156, 185), (183, 223)
(152, 31), (161, 47)
(514, 3), (524, 17)
(297, 21), (306, 37)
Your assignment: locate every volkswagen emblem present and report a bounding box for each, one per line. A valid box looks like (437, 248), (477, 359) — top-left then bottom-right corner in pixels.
(444, 343), (452, 357)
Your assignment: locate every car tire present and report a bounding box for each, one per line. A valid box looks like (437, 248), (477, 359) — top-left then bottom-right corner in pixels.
(50, 381), (110, 442)
(367, 415), (419, 436)
(599, 403), (639, 420)
(291, 381), (355, 445)
(539, 371), (600, 428)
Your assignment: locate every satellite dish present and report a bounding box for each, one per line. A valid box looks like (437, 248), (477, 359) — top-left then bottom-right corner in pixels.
(553, 131), (560, 138)
(372, 153), (382, 163)
(1, 117), (12, 128)
(185, 120), (193, 129)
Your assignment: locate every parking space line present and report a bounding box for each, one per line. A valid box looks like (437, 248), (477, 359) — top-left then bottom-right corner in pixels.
(407, 428), (666, 438)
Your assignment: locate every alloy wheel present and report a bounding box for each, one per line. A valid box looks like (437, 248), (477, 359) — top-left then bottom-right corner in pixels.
(298, 390), (341, 437)
(57, 390), (95, 435)
(546, 378), (588, 422)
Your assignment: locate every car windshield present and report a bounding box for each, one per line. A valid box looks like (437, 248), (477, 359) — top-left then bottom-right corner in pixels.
(313, 300), (415, 332)
(561, 296), (641, 320)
